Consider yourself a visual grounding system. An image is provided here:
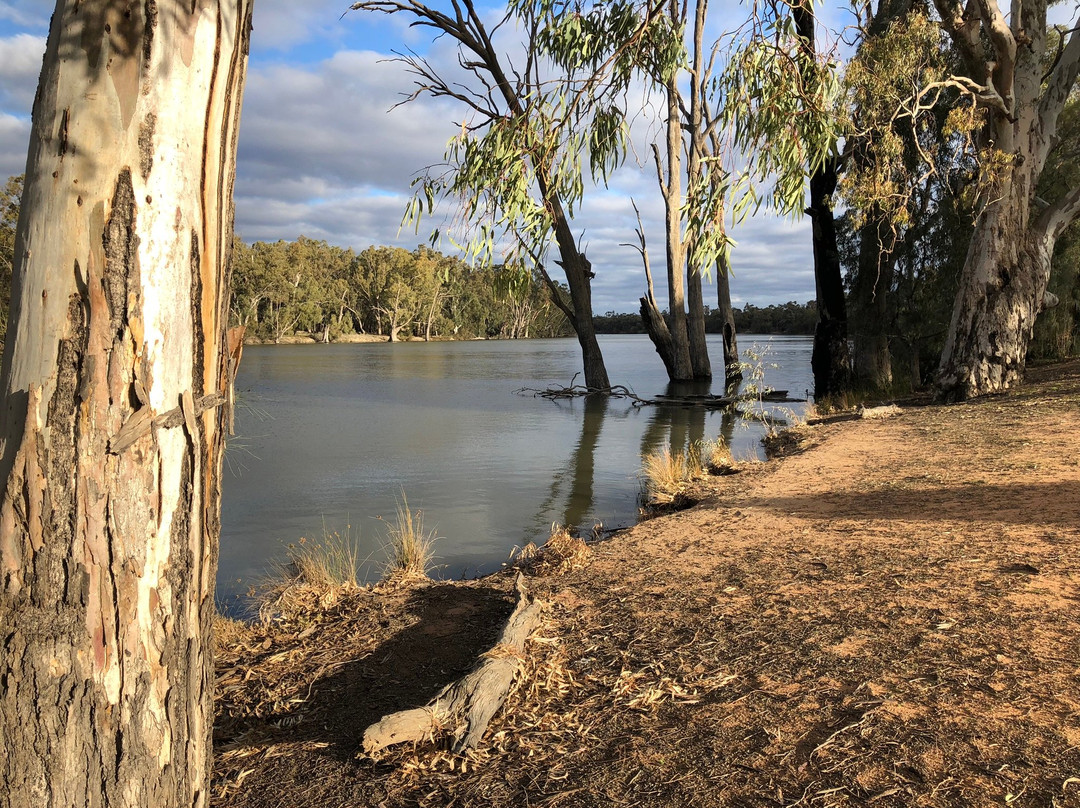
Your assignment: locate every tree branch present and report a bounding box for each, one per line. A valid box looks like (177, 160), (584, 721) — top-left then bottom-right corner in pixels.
(1036, 25), (1080, 165)
(972, 0), (1017, 109)
(1034, 184), (1080, 245)
(932, 0), (992, 86)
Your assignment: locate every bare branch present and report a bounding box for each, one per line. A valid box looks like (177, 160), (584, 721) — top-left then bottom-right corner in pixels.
(1034, 184), (1080, 245)
(1037, 24), (1080, 160)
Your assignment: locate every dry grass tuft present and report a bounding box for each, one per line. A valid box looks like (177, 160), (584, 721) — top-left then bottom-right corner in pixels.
(512, 524), (589, 576)
(382, 495), (438, 582)
(256, 529), (361, 622)
(705, 437), (737, 475)
(640, 446), (704, 504)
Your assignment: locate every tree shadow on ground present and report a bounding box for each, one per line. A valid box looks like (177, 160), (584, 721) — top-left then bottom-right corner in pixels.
(742, 480), (1080, 527)
(226, 584), (515, 770)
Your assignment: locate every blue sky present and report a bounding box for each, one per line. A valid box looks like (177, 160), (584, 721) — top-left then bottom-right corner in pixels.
(0, 0), (820, 312)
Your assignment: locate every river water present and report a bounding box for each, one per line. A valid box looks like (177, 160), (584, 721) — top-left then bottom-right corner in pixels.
(219, 334), (813, 604)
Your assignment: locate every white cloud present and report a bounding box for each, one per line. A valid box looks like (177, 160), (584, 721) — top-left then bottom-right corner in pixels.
(0, 33), (44, 112)
(0, 2), (50, 30)
(0, 112), (29, 178)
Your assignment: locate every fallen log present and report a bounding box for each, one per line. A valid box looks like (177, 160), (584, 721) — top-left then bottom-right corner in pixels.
(361, 574), (544, 755)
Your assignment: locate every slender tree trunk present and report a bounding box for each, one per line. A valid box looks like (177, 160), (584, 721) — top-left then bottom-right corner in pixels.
(807, 157), (852, 399)
(715, 252), (742, 392)
(684, 0), (712, 381)
(0, 2), (252, 807)
(794, 4), (851, 400)
(685, 266), (711, 380)
(661, 74), (693, 381)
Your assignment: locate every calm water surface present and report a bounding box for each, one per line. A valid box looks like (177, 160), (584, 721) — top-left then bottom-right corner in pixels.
(219, 334), (812, 603)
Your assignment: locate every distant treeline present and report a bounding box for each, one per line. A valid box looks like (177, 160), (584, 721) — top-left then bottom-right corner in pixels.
(594, 300), (817, 336)
(229, 235), (818, 344)
(231, 237), (573, 342)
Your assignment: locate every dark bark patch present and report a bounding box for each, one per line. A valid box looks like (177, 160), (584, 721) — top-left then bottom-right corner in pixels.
(190, 229), (204, 398)
(142, 0), (157, 69)
(138, 113), (155, 179)
(57, 108), (69, 159)
(102, 169), (139, 337)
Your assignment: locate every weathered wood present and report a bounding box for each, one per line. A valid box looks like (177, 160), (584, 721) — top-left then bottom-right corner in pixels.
(362, 575), (544, 755)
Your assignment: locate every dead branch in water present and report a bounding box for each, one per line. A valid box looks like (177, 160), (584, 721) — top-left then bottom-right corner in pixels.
(361, 574), (544, 755)
(516, 375), (803, 409)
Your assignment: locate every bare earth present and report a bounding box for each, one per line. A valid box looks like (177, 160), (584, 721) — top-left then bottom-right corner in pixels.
(213, 360), (1080, 808)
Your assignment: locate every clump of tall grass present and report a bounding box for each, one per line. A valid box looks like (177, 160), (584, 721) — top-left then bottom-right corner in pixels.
(257, 526), (362, 622)
(381, 495), (438, 582)
(705, 437), (737, 475)
(641, 445), (704, 505)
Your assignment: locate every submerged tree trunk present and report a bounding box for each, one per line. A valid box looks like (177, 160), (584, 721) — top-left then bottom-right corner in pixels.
(0, 2), (252, 806)
(660, 73), (693, 381)
(551, 206), (610, 389)
(716, 252), (742, 392)
(685, 265), (711, 380)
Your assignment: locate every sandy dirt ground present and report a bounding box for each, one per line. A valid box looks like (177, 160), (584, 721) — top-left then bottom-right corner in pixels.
(213, 360), (1080, 808)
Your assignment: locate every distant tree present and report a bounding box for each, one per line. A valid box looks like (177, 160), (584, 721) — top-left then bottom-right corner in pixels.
(0, 2), (252, 806)
(0, 174), (20, 347)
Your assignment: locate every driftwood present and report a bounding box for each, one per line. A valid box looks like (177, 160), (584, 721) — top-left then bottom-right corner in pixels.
(362, 574), (544, 755)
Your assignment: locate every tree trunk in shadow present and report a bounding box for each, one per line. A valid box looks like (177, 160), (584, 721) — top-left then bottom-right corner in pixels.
(687, 265), (712, 379)
(794, 3), (851, 401)
(716, 252), (742, 393)
(852, 214), (894, 391)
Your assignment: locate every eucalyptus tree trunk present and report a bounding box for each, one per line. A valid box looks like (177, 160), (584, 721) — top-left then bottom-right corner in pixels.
(852, 215), (894, 391)
(933, 0), (1080, 399)
(794, 4), (851, 400)
(807, 156), (853, 399)
(715, 252), (742, 392)
(0, 3), (252, 807)
(551, 208), (610, 389)
(659, 70), (693, 381)
(683, 0), (712, 381)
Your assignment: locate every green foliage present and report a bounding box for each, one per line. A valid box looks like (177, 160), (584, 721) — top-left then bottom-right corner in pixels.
(837, 12), (980, 232)
(1031, 95), (1080, 360)
(229, 236), (572, 342)
(390, 1), (672, 272)
(718, 0), (842, 220)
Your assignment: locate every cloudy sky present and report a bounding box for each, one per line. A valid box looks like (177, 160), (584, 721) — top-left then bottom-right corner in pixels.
(0, 0), (822, 313)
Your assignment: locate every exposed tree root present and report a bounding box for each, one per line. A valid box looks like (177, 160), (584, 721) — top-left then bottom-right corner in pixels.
(361, 574), (544, 755)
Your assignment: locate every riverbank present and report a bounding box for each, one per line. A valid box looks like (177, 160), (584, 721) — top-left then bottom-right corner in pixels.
(211, 360), (1080, 808)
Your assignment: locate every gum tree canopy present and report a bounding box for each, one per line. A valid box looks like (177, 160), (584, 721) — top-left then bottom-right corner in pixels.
(0, 2), (252, 806)
(933, 0), (1080, 399)
(349, 0), (679, 390)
